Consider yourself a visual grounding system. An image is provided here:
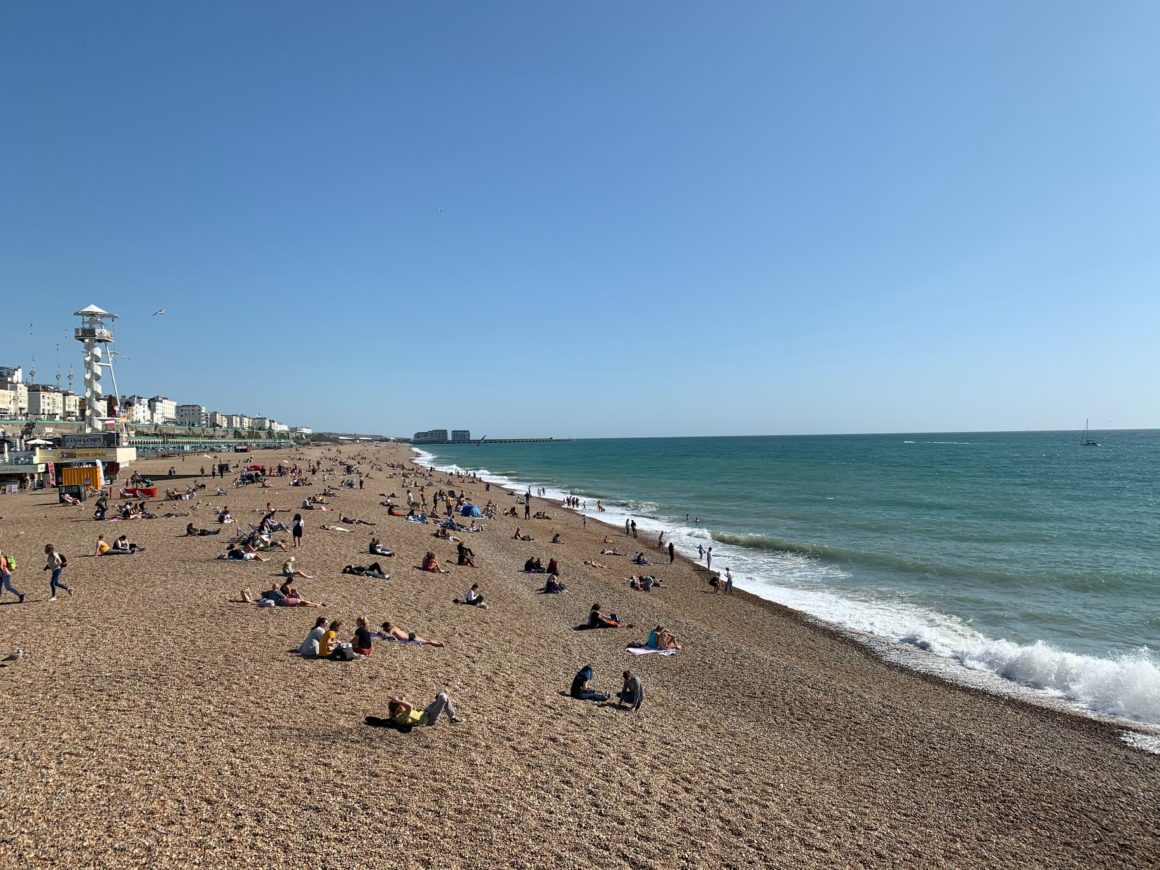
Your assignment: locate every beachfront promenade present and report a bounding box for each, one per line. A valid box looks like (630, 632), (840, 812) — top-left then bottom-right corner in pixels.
(0, 442), (1155, 868)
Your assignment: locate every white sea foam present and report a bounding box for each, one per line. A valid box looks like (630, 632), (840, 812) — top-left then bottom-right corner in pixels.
(411, 448), (1160, 729)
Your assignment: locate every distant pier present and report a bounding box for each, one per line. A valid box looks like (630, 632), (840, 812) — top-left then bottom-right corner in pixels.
(414, 437), (571, 446)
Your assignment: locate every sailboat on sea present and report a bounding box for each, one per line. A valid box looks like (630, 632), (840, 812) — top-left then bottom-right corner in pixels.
(1080, 419), (1100, 447)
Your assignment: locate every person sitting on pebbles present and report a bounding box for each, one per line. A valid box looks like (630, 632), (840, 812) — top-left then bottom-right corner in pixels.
(369, 537), (393, 557)
(420, 551), (449, 574)
(111, 535), (144, 554)
(569, 665), (608, 702)
(584, 603), (621, 629)
(281, 557), (314, 580)
(454, 583), (487, 608)
(542, 574), (566, 594)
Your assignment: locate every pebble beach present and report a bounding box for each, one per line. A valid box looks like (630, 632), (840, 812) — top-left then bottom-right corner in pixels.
(0, 443), (1156, 868)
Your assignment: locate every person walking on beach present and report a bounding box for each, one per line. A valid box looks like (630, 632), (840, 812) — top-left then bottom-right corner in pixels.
(668, 542), (675, 563)
(292, 513), (304, 548)
(697, 544), (704, 559)
(0, 548), (24, 604)
(706, 547), (713, 571)
(630, 520), (637, 539)
(724, 567), (733, 594)
(43, 544), (71, 601)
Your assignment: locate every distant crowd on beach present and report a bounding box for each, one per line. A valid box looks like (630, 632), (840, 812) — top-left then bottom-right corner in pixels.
(3, 444), (746, 730)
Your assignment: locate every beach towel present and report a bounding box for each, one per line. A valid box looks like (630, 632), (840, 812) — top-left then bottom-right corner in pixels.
(625, 647), (677, 656)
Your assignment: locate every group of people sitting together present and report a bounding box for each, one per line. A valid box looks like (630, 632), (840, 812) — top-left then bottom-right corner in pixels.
(296, 615), (446, 660)
(569, 665), (644, 710)
(94, 534), (144, 555)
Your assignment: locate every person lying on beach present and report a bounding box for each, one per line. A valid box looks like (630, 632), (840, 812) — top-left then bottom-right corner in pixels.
(342, 563), (389, 579)
(255, 533), (289, 552)
(111, 535), (144, 554)
(420, 552), (449, 574)
(353, 616), (374, 656)
(223, 543), (270, 562)
(386, 692), (461, 727)
(615, 670), (644, 711)
(453, 583), (487, 607)
(628, 575), (663, 591)
(647, 625), (682, 650)
(584, 559), (609, 569)
(512, 528), (534, 542)
(186, 523), (220, 537)
(339, 515), (376, 526)
(379, 621), (444, 647)
(542, 574), (566, 594)
(61, 493), (82, 506)
(582, 603), (620, 629)
(456, 542), (477, 567)
(432, 527), (454, 540)
(369, 538), (394, 557)
(319, 524), (351, 532)
(602, 536), (614, 545)
(532, 511), (552, 520)
(281, 557), (314, 580)
(297, 616), (328, 656)
(569, 665), (608, 702)
(600, 548), (623, 556)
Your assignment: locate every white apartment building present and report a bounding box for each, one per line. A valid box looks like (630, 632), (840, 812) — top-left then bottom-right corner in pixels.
(0, 382), (27, 417)
(208, 411), (228, 428)
(122, 395), (151, 424)
(226, 414), (252, 430)
(62, 393), (80, 419)
(270, 422), (289, 433)
(28, 386), (64, 418)
(148, 396), (177, 424)
(251, 416), (271, 431)
(0, 387), (15, 417)
(177, 404), (208, 427)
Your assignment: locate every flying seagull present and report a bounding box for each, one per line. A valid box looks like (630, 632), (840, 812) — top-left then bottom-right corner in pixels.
(152, 308), (166, 316)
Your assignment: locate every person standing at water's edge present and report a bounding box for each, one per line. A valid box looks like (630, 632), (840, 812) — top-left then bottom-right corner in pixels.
(668, 542), (675, 563)
(44, 544), (72, 601)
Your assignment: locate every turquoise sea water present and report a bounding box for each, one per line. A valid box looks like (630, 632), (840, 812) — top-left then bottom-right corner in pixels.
(416, 432), (1160, 726)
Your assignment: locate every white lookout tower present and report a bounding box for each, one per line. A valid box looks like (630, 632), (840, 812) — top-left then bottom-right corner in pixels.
(74, 305), (117, 434)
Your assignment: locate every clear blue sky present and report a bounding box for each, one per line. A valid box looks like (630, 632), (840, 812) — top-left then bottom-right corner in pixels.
(3, 1), (1158, 437)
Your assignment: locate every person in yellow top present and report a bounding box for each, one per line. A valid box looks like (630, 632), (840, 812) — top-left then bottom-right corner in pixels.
(387, 691), (461, 727)
(94, 536), (111, 556)
(318, 620), (341, 657)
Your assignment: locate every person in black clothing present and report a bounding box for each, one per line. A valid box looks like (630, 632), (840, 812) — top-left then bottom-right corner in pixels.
(570, 665), (608, 702)
(353, 617), (374, 655)
(668, 542), (675, 563)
